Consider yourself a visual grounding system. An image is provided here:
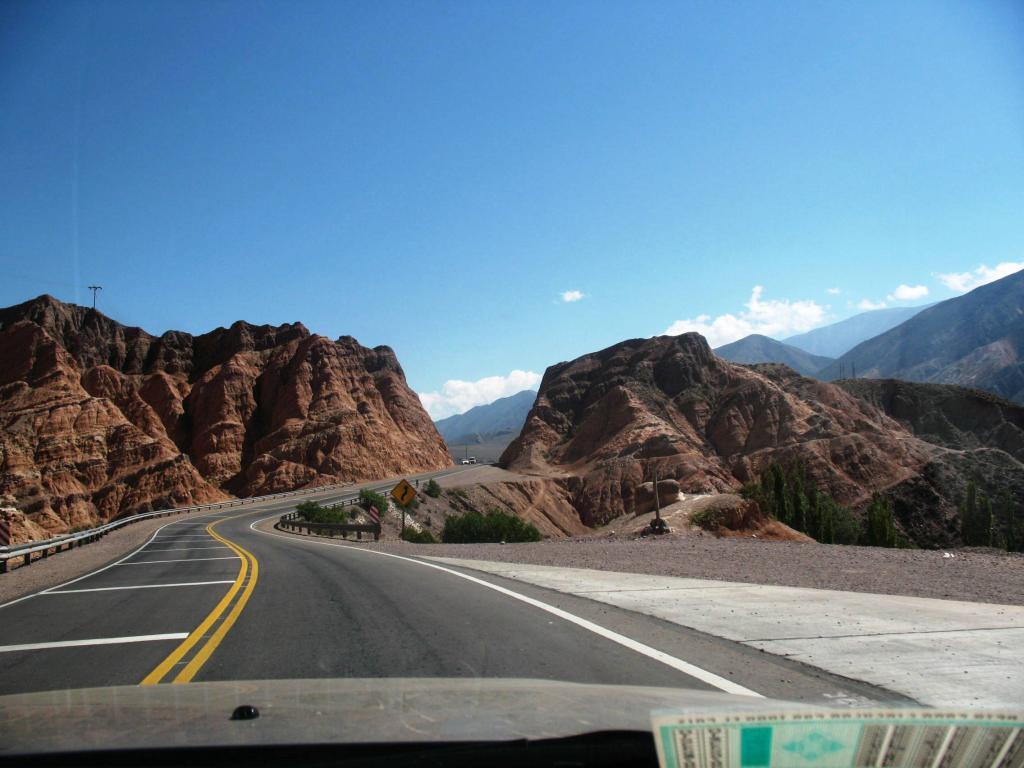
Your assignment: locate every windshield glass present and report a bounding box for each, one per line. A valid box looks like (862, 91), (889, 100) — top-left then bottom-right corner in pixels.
(2, 0), (1023, 761)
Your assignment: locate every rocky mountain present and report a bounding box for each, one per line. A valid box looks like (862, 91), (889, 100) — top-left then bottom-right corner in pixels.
(434, 390), (536, 445)
(0, 295), (451, 541)
(714, 334), (833, 376)
(836, 379), (1024, 462)
(784, 304), (930, 358)
(501, 333), (1024, 547)
(818, 269), (1024, 403)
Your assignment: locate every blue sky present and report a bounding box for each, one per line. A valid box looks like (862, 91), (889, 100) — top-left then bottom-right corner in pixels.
(2, 0), (1022, 418)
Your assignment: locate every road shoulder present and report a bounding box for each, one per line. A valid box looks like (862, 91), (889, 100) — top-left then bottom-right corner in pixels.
(424, 557), (1024, 710)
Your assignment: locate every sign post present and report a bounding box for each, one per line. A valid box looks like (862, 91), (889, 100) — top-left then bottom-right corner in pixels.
(390, 479), (417, 535)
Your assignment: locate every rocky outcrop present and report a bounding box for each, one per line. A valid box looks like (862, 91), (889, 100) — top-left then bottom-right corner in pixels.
(836, 379), (1024, 462)
(0, 295), (451, 541)
(501, 334), (1024, 546)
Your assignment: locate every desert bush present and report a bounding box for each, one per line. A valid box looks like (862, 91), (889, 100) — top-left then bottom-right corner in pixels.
(401, 528), (437, 544)
(359, 489), (390, 516)
(295, 501), (347, 524)
(425, 479), (442, 498)
(689, 508), (725, 531)
(442, 508), (541, 543)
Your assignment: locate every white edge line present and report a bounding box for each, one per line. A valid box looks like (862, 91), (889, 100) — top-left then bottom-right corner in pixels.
(119, 557), (242, 565)
(249, 512), (762, 698)
(0, 633), (191, 653)
(141, 546), (232, 552)
(0, 511), (225, 610)
(45, 580), (236, 594)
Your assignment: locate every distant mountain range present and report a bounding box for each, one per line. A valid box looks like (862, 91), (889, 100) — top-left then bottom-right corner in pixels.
(819, 268), (1024, 403)
(714, 334), (833, 376)
(784, 304), (931, 358)
(434, 389), (537, 446)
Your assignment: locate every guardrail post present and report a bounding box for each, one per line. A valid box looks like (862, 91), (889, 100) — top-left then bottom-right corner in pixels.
(23, 553), (30, 567)
(0, 560), (6, 574)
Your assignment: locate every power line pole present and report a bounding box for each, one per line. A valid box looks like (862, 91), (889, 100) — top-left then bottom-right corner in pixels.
(87, 285), (102, 310)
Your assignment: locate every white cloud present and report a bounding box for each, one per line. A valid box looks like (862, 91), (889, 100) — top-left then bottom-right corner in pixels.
(419, 369), (542, 420)
(857, 298), (888, 311)
(936, 262), (1024, 293)
(826, 287), (841, 295)
(560, 290), (585, 303)
(887, 284), (929, 301)
(662, 286), (827, 347)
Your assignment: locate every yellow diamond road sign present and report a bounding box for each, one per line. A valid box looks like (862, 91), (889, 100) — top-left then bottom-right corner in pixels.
(391, 479), (416, 506)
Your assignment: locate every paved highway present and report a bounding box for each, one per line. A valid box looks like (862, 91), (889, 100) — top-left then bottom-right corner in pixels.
(0, 469), (898, 705)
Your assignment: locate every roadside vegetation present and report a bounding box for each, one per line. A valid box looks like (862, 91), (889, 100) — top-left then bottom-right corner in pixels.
(358, 489), (390, 517)
(295, 500), (349, 524)
(745, 463), (1024, 551)
(424, 479), (442, 498)
(742, 462), (896, 546)
(442, 508), (542, 543)
(960, 481), (1024, 551)
(401, 528), (437, 544)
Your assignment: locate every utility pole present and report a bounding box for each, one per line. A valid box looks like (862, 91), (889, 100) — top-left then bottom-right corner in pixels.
(87, 285), (102, 310)
(650, 464), (669, 534)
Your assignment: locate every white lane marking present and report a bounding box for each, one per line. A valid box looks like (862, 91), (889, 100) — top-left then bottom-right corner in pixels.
(142, 546), (231, 552)
(151, 537), (216, 540)
(0, 510), (228, 611)
(0, 633), (190, 653)
(45, 580), (235, 594)
(250, 514), (762, 698)
(119, 556), (241, 565)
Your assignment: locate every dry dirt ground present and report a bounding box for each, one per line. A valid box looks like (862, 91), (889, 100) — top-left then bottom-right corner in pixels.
(351, 537), (1024, 606)
(355, 472), (1024, 606)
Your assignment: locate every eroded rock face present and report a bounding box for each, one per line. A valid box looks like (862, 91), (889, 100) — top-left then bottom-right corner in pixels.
(0, 295), (451, 540)
(836, 379), (1024, 462)
(501, 334), (1024, 545)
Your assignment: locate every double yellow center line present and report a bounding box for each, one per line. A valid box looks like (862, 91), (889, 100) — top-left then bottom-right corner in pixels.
(140, 514), (259, 685)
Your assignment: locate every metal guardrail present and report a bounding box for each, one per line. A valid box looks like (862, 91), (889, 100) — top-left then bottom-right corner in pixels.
(277, 509), (382, 541)
(0, 480), (360, 574)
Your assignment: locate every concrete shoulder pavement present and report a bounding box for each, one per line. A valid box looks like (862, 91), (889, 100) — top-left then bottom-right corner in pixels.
(425, 557), (1024, 709)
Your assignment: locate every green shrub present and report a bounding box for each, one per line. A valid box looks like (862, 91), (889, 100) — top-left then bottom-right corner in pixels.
(401, 528), (437, 544)
(425, 479), (442, 498)
(751, 461), (873, 546)
(448, 488), (469, 500)
(295, 500), (348, 524)
(690, 508), (725, 531)
(442, 508), (542, 543)
(861, 494), (898, 548)
(359, 489), (390, 516)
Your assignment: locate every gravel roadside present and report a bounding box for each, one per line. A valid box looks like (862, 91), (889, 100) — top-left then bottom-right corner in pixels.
(0, 513), (204, 606)
(331, 535), (1024, 606)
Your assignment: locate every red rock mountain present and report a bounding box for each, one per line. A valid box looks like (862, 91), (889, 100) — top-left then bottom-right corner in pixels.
(0, 295), (451, 541)
(501, 334), (1024, 546)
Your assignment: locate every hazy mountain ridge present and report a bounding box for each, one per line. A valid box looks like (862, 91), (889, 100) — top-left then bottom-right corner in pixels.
(819, 270), (1024, 403)
(784, 305), (931, 358)
(434, 389), (536, 445)
(714, 334), (834, 375)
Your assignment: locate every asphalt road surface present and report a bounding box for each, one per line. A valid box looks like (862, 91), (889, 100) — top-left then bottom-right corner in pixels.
(0, 469), (902, 706)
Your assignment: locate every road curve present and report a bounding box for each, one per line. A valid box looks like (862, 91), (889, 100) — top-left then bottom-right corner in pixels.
(0, 470), (899, 706)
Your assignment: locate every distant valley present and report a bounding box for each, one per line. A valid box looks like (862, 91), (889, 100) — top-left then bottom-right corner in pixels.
(434, 389), (536, 463)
